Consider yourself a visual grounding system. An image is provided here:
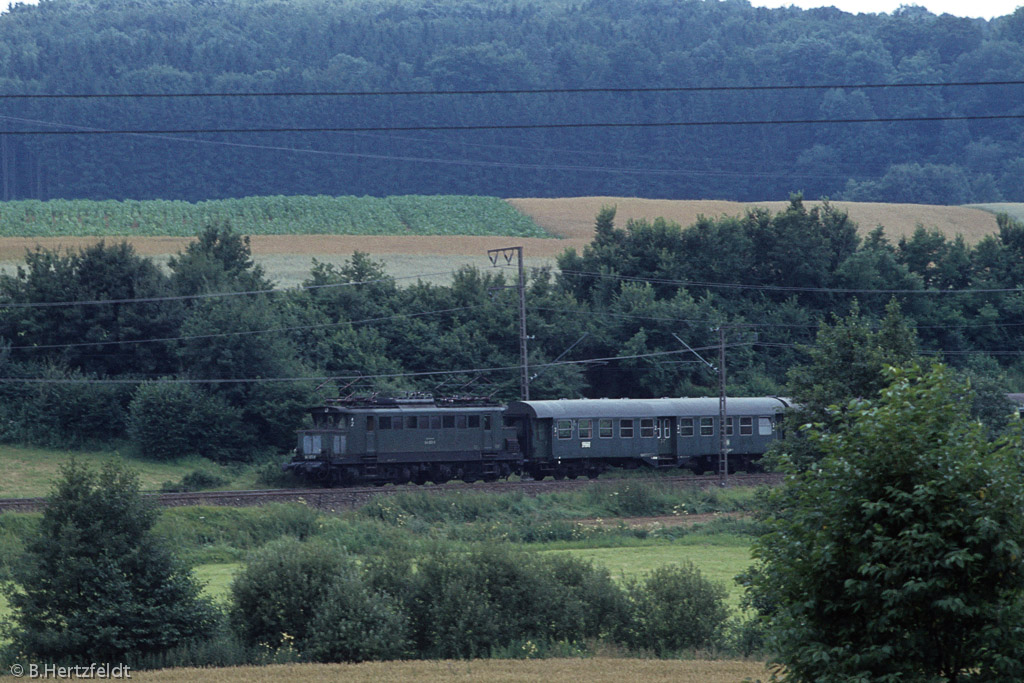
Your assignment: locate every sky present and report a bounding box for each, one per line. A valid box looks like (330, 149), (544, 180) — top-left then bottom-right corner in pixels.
(745, 0), (1020, 19)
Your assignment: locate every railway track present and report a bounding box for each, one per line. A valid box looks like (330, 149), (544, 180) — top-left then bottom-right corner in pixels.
(0, 472), (782, 514)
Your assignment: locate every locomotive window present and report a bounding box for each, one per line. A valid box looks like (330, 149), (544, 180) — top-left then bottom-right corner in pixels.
(443, 415), (455, 429)
(392, 416), (403, 430)
(679, 418), (694, 437)
(468, 415), (480, 429)
(456, 415), (468, 429)
(620, 419), (634, 438)
(700, 417), (714, 436)
(406, 416), (418, 429)
(366, 416), (375, 431)
(430, 416), (442, 429)
(599, 419), (613, 438)
(640, 419), (655, 438)
(483, 415), (492, 430)
(379, 416), (392, 430)
(724, 417), (733, 436)
(417, 416), (429, 429)
(740, 417), (753, 435)
(579, 419), (592, 439)
(556, 419), (573, 439)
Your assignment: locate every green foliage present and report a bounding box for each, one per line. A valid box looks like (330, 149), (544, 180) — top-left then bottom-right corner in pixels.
(128, 382), (248, 462)
(2, 461), (218, 662)
(229, 537), (354, 650)
(624, 562), (730, 654)
(305, 569), (412, 663)
(747, 365), (1024, 681)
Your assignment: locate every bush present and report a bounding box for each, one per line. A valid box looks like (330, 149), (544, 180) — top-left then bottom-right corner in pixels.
(229, 537), (354, 650)
(625, 562), (730, 654)
(160, 470), (230, 492)
(127, 382), (252, 462)
(305, 569), (411, 662)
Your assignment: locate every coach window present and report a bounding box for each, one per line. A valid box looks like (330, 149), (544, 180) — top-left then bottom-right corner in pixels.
(579, 419), (592, 439)
(740, 417), (753, 435)
(366, 416), (375, 431)
(620, 419), (634, 438)
(443, 415), (456, 429)
(557, 419), (573, 439)
(640, 418), (655, 438)
(759, 417), (773, 435)
(724, 417), (733, 436)
(679, 418), (694, 437)
(700, 417), (714, 436)
(599, 419), (613, 438)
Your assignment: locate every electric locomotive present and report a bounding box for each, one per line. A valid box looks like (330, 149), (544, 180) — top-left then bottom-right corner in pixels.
(284, 394), (520, 486)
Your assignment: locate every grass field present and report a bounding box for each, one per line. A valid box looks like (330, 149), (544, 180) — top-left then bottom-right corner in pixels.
(132, 658), (772, 682)
(0, 445), (260, 498)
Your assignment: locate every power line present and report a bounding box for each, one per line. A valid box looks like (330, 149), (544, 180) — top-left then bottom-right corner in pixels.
(1, 79), (1021, 99)
(554, 268), (1024, 296)
(6, 304), (485, 351)
(2, 113), (1022, 136)
(0, 269), (454, 309)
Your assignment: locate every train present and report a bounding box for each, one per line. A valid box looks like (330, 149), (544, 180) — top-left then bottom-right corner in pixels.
(282, 394), (793, 486)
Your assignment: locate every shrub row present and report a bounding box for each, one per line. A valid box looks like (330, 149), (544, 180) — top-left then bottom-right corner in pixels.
(228, 538), (732, 662)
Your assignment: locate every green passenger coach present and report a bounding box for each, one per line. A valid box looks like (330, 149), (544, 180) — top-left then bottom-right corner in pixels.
(503, 397), (791, 480)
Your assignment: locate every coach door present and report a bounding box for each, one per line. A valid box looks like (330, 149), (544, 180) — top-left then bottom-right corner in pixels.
(657, 417), (674, 461)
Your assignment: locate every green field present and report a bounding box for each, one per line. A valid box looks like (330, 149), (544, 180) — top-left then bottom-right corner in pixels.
(0, 195), (550, 238)
(0, 445), (263, 498)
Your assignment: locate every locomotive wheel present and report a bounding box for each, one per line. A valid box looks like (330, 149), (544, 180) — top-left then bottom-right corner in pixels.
(530, 470), (546, 481)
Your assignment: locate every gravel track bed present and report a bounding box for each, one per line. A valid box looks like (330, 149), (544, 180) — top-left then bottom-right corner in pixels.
(0, 473), (781, 514)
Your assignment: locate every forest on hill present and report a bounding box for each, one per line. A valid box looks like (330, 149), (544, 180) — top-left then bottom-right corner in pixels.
(0, 0), (1021, 203)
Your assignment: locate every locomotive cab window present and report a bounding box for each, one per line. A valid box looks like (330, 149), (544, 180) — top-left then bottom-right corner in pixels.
(456, 415), (468, 429)
(620, 419), (634, 438)
(640, 419), (655, 438)
(556, 419), (573, 439)
(430, 416), (442, 429)
(483, 415), (492, 430)
(599, 419), (613, 438)
(443, 415), (455, 429)
(679, 418), (694, 437)
(392, 416), (403, 430)
(468, 415), (481, 429)
(740, 417), (753, 435)
(700, 417), (714, 436)
(579, 419), (592, 439)
(366, 416), (375, 431)
(406, 416), (418, 429)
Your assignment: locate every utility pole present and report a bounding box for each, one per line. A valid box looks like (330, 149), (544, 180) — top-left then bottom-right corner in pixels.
(717, 326), (728, 487)
(487, 246), (529, 400)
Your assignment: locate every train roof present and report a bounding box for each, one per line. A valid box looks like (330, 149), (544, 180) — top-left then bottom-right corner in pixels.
(505, 396), (791, 419)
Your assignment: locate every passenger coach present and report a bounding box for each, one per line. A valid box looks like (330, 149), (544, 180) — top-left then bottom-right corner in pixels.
(504, 397), (791, 479)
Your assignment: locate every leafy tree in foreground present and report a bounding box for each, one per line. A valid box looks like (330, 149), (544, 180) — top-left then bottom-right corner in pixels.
(746, 365), (1024, 682)
(2, 461), (218, 662)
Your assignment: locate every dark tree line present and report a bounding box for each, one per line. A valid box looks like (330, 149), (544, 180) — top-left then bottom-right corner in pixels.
(0, 0), (1021, 203)
(2, 201), (1024, 458)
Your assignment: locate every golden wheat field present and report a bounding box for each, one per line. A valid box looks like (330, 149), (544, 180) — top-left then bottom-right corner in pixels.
(133, 658), (771, 683)
(507, 197), (1003, 244)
